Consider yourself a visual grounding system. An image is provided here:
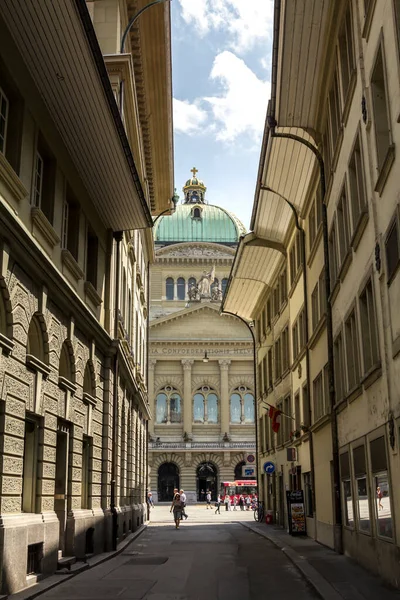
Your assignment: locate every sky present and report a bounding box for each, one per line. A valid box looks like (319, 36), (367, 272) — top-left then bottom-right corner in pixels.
(171, 0), (274, 230)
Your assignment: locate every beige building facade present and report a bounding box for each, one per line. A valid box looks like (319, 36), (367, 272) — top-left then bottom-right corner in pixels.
(149, 173), (256, 503)
(223, 0), (400, 588)
(0, 0), (173, 594)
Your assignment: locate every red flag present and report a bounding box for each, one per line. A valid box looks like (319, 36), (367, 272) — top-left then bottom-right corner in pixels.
(272, 410), (281, 433)
(269, 406), (276, 419)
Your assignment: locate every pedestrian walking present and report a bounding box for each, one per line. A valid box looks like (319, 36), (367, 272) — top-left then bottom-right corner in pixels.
(239, 495), (244, 511)
(233, 495), (238, 511)
(170, 492), (183, 529)
(245, 495), (251, 511)
(180, 489), (188, 520)
(147, 491), (154, 508)
(224, 494), (230, 511)
(377, 486), (383, 510)
(206, 490), (211, 509)
(215, 494), (221, 514)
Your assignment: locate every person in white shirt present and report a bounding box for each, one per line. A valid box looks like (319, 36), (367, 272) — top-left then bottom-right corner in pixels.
(180, 489), (188, 520)
(206, 491), (211, 509)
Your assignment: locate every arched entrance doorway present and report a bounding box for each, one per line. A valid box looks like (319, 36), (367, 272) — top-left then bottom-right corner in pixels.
(158, 463), (179, 501)
(197, 462), (218, 501)
(234, 461), (256, 480)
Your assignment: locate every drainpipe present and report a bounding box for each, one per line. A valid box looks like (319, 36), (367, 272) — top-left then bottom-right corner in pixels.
(260, 186), (316, 517)
(220, 310), (259, 509)
(111, 230), (123, 551)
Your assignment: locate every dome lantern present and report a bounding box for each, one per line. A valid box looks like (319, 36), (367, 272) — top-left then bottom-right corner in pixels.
(183, 167), (207, 204)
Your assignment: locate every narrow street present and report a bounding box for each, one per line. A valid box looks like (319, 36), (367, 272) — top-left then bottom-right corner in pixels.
(34, 507), (317, 600)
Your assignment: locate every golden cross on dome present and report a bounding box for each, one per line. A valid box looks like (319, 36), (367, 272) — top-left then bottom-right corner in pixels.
(191, 167), (198, 177)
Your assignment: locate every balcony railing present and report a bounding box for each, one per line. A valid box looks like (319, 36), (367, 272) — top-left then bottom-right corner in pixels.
(149, 441), (256, 450)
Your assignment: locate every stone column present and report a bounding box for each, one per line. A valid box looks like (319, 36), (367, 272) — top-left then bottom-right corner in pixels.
(219, 360), (231, 438)
(182, 359), (194, 438)
(148, 359), (156, 434)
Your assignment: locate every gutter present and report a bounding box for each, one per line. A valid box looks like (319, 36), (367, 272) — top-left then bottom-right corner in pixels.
(74, 0), (153, 229)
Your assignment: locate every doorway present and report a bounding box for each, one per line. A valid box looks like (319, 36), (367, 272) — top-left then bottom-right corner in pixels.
(158, 463), (179, 501)
(55, 422), (70, 555)
(197, 462), (218, 501)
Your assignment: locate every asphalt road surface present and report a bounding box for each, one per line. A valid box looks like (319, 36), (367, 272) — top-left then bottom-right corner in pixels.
(37, 505), (318, 600)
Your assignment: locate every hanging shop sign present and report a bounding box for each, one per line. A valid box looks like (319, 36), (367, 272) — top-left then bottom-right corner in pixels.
(286, 490), (306, 536)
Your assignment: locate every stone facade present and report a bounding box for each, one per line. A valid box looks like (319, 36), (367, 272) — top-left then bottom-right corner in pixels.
(0, 0), (173, 594)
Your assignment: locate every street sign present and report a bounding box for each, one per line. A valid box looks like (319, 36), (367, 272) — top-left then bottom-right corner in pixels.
(246, 453), (256, 464)
(263, 461), (275, 474)
(242, 466), (256, 477)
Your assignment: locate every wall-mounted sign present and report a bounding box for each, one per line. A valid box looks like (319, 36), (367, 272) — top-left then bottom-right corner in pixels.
(287, 448), (296, 461)
(246, 453), (256, 464)
(242, 466), (256, 478)
(263, 461), (275, 474)
(286, 490), (306, 536)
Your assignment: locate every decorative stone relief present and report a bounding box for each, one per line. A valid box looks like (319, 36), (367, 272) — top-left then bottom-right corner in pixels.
(157, 245), (235, 258)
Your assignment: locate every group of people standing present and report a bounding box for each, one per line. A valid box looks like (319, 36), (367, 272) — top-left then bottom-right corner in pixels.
(214, 493), (257, 513)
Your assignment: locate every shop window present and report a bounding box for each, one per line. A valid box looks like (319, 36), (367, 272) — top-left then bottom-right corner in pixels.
(353, 444), (370, 532)
(371, 44), (391, 172)
(340, 452), (354, 527)
(359, 280), (379, 373)
(370, 436), (392, 538)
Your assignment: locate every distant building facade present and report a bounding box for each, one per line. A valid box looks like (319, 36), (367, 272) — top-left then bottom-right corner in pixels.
(223, 0), (400, 588)
(0, 0), (173, 594)
(149, 171), (256, 503)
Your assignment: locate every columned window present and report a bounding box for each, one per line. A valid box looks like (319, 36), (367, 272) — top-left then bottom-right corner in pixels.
(155, 386), (182, 424)
(193, 386), (218, 423)
(229, 386), (255, 424)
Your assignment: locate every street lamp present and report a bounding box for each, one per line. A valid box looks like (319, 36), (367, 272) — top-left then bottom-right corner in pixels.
(202, 351), (209, 363)
(120, 0), (171, 54)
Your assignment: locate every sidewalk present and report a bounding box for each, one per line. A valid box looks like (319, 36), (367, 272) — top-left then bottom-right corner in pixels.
(240, 521), (400, 600)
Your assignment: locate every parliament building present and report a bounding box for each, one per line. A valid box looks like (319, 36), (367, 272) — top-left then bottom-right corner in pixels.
(148, 171), (256, 502)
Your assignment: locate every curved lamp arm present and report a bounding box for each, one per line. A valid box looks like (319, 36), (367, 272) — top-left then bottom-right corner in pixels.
(120, 0), (171, 53)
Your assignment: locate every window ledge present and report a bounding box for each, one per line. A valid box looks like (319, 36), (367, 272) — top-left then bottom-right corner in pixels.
(291, 347), (306, 373)
(307, 224), (323, 268)
(342, 70), (357, 127)
(351, 208), (369, 252)
(288, 266), (303, 299)
(345, 384), (363, 405)
(338, 248), (353, 283)
(84, 281), (102, 307)
(361, 362), (382, 390)
(374, 145), (395, 196)
(309, 313), (327, 350)
(31, 207), (60, 248)
(310, 413), (331, 433)
(0, 152), (28, 202)
(0, 332), (14, 355)
(58, 376), (77, 395)
(62, 249), (84, 281)
(26, 354), (51, 377)
(83, 392), (97, 407)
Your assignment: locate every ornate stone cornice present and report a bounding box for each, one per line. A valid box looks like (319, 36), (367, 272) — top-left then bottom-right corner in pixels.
(218, 359), (231, 370)
(181, 359), (194, 370)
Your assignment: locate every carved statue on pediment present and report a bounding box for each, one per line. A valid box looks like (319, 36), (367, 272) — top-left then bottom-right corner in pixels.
(197, 265), (215, 297)
(188, 283), (200, 301)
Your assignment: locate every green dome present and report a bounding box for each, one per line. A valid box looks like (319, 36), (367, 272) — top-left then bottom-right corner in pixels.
(154, 204), (246, 245)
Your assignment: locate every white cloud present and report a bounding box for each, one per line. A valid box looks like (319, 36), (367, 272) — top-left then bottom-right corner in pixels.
(204, 51), (269, 143)
(173, 98), (208, 134)
(177, 0), (274, 54)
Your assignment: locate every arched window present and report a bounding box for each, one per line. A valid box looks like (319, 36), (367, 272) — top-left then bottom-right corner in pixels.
(230, 393), (241, 424)
(166, 277), (174, 300)
(177, 277), (185, 300)
(222, 278), (228, 295)
(189, 277), (196, 288)
(155, 386), (182, 424)
(156, 393), (167, 423)
(59, 341), (74, 383)
(193, 386), (218, 424)
(192, 207), (201, 219)
(27, 315), (46, 363)
(83, 360), (96, 398)
(244, 393), (255, 423)
(229, 386), (255, 424)
(193, 393), (205, 423)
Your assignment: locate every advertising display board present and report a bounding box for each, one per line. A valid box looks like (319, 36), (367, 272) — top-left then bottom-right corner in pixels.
(286, 490), (306, 535)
